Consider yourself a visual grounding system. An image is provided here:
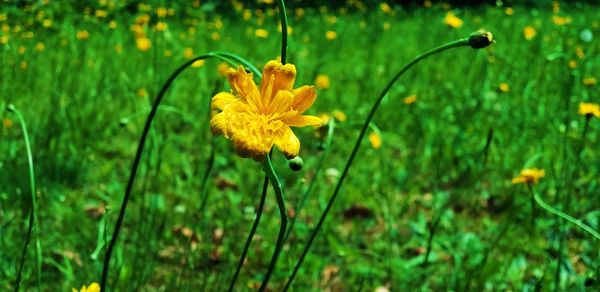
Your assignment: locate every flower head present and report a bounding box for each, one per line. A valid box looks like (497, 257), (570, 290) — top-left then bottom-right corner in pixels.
(211, 60), (322, 161)
(511, 168), (545, 185)
(72, 282), (100, 292)
(578, 102), (600, 118)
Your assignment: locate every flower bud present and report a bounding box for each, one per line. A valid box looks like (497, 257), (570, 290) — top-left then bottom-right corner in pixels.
(288, 156), (304, 171)
(468, 31), (494, 49)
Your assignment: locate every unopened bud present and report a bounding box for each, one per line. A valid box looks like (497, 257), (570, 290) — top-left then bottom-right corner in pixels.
(468, 31), (494, 49)
(288, 156), (303, 171)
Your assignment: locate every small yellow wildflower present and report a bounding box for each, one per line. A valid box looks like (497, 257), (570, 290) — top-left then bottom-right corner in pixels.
(383, 22), (391, 30)
(164, 50), (172, 57)
(20, 61), (28, 70)
(137, 88), (147, 98)
(155, 21), (167, 31)
(95, 10), (107, 18)
(499, 83), (510, 92)
(368, 132), (382, 149)
(255, 28), (269, 38)
(403, 94), (417, 105)
(76, 30), (89, 40)
(3, 118), (13, 129)
(156, 7), (167, 18)
(325, 30), (337, 40)
(332, 110), (347, 122)
(315, 74), (330, 89)
(380, 3), (392, 14)
(72, 282), (100, 292)
(552, 15), (571, 26)
(192, 60), (205, 68)
(136, 37), (151, 51)
(210, 60), (322, 160)
(108, 20), (117, 29)
(184, 47), (193, 58)
(568, 60), (577, 69)
(575, 47), (585, 59)
(42, 19), (52, 27)
(578, 102), (600, 118)
(523, 26), (536, 40)
(35, 42), (45, 51)
(444, 12), (463, 28)
(217, 62), (229, 76)
(18, 46), (25, 54)
(504, 7), (514, 15)
(552, 1), (560, 13)
(512, 168), (545, 185)
(0, 35), (8, 44)
(583, 77), (597, 86)
(211, 32), (221, 40)
(114, 44), (122, 54)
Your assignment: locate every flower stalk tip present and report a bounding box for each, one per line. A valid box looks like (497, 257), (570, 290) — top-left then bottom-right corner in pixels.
(468, 30), (494, 49)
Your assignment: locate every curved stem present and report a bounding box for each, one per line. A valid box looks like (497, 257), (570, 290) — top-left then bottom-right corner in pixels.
(228, 175), (269, 291)
(283, 38), (471, 290)
(9, 105), (42, 292)
(101, 54), (212, 290)
(528, 186), (600, 240)
(284, 120), (335, 243)
(277, 0), (289, 64)
(259, 154), (288, 290)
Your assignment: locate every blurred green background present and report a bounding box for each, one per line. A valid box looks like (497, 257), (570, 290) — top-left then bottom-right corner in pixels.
(1, 0), (599, 290)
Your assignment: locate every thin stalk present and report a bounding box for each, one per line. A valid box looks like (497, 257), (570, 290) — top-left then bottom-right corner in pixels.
(9, 104), (42, 292)
(277, 0), (289, 63)
(528, 185), (600, 240)
(284, 120), (335, 243)
(228, 176), (269, 291)
(423, 200), (451, 266)
(283, 38), (473, 290)
(101, 54), (213, 290)
(260, 154), (288, 290)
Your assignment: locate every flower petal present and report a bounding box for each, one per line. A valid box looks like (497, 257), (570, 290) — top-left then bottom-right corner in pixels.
(268, 90), (294, 114)
(274, 126), (300, 159)
(291, 85), (317, 113)
(284, 115), (322, 127)
(227, 66), (262, 112)
(260, 60), (297, 105)
(211, 92), (237, 111)
(210, 112), (229, 136)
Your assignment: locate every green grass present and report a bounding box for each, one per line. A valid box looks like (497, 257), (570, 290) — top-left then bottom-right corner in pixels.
(1, 1), (599, 291)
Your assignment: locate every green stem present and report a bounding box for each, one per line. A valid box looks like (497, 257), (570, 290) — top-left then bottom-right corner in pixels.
(9, 104), (42, 292)
(284, 120), (335, 243)
(277, 0), (289, 64)
(259, 154), (287, 290)
(283, 38), (473, 290)
(228, 175), (269, 291)
(528, 185), (600, 240)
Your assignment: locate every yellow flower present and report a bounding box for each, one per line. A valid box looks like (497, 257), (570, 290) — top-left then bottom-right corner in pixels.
(35, 42), (45, 51)
(76, 30), (89, 40)
(325, 30), (337, 40)
(184, 47), (193, 58)
(108, 20), (117, 29)
(155, 21), (168, 31)
(568, 60), (577, 69)
(192, 59), (205, 68)
(499, 82), (510, 92)
(575, 47), (585, 59)
(552, 15), (571, 26)
(403, 94), (417, 105)
(315, 74), (330, 89)
(424, 0), (432, 8)
(331, 110), (346, 122)
(156, 7), (167, 18)
(210, 60), (322, 160)
(511, 168), (545, 185)
(523, 26), (536, 40)
(444, 12), (463, 28)
(217, 62), (229, 76)
(368, 132), (382, 149)
(578, 102), (600, 118)
(383, 22), (391, 30)
(136, 37), (151, 51)
(583, 77), (597, 86)
(72, 282), (100, 292)
(95, 10), (107, 18)
(504, 7), (514, 15)
(380, 3), (392, 14)
(3, 118), (13, 129)
(255, 28), (268, 38)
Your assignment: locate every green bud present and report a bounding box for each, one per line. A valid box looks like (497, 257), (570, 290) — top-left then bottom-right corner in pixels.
(288, 156), (303, 171)
(468, 31), (494, 49)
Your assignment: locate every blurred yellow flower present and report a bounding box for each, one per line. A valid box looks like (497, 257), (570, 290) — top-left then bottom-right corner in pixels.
(18, 46), (25, 54)
(504, 7), (514, 15)
(583, 77), (597, 86)
(295, 8), (305, 19)
(20, 61), (28, 70)
(383, 22), (391, 30)
(155, 21), (167, 31)
(259, 0), (274, 4)
(136, 37), (151, 51)
(568, 60), (577, 69)
(243, 9), (252, 21)
(575, 47), (585, 59)
(499, 83), (510, 92)
(255, 28), (269, 38)
(325, 30), (337, 40)
(137, 88), (147, 98)
(72, 282), (100, 292)
(35, 42), (45, 51)
(210, 60), (322, 160)
(523, 26), (536, 40)
(184, 47), (193, 58)
(315, 74), (330, 89)
(578, 102), (600, 118)
(0, 13), (6, 21)
(217, 62), (229, 76)
(76, 30), (89, 40)
(156, 7), (167, 18)
(552, 1), (560, 13)
(444, 12), (463, 28)
(95, 10), (107, 18)
(2, 118), (13, 129)
(424, 0), (432, 8)
(369, 132), (382, 149)
(512, 168), (545, 185)
(164, 50), (172, 57)
(380, 3), (392, 14)
(211, 32), (220, 40)
(332, 110), (347, 122)
(42, 19), (52, 27)
(552, 15), (571, 25)
(108, 20), (117, 29)
(136, 14), (150, 25)
(0, 35), (7, 44)
(403, 94), (417, 105)
(192, 60), (205, 68)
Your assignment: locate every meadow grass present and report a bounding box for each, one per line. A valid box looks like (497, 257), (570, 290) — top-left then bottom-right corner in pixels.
(1, 1), (599, 290)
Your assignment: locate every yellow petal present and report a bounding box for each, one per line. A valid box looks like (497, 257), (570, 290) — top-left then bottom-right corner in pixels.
(274, 127), (300, 159)
(260, 60), (296, 103)
(87, 283), (101, 292)
(291, 85), (317, 113)
(227, 66), (262, 112)
(267, 90), (294, 114)
(210, 112), (229, 136)
(211, 92), (237, 111)
(284, 115), (322, 127)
